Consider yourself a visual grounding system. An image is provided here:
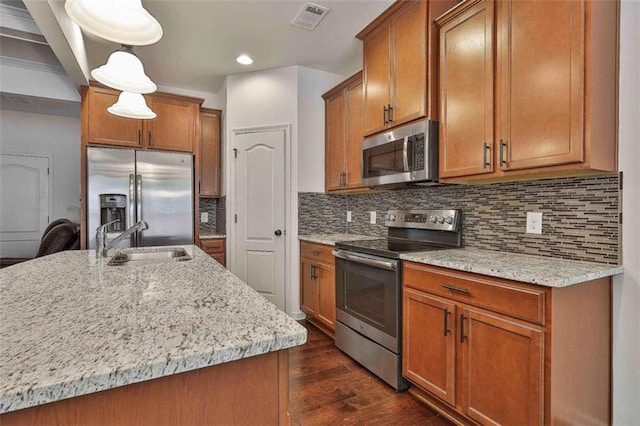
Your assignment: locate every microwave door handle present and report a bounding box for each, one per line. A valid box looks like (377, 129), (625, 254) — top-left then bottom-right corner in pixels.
(332, 250), (397, 271)
(402, 136), (410, 171)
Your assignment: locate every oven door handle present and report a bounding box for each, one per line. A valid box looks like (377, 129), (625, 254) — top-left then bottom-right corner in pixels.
(332, 250), (397, 271)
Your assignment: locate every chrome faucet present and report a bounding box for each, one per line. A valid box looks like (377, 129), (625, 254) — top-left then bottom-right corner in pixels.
(96, 220), (149, 258)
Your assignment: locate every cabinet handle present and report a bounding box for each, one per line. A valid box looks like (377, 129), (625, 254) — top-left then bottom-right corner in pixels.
(311, 264), (317, 280)
(383, 106), (388, 125)
(483, 142), (490, 168)
(388, 104), (393, 123)
(148, 130), (152, 146)
(138, 129), (142, 146)
(499, 139), (507, 167)
(460, 314), (468, 343)
(443, 309), (451, 336)
(442, 284), (470, 295)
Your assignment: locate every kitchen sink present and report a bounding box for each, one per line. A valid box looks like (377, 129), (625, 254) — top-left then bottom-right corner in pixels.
(107, 248), (192, 266)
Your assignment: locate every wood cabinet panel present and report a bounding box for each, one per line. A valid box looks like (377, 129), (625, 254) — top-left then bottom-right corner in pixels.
(146, 97), (197, 153)
(300, 259), (317, 317)
(344, 80), (364, 188)
(199, 238), (225, 267)
(438, 0), (494, 178)
(199, 109), (221, 197)
(460, 308), (544, 425)
(300, 241), (334, 264)
(362, 22), (391, 136)
(391, 0), (426, 126)
(499, 0), (584, 171)
(403, 288), (456, 406)
(316, 262), (336, 331)
(325, 93), (345, 191)
(86, 87), (143, 148)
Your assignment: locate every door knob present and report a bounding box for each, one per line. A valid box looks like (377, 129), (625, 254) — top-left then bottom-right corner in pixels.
(274, 230), (282, 236)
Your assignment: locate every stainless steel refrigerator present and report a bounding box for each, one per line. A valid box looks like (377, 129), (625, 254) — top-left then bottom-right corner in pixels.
(86, 147), (194, 249)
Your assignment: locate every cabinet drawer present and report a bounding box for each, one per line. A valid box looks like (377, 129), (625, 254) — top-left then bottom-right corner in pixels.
(403, 262), (546, 325)
(300, 242), (334, 265)
(200, 239), (225, 253)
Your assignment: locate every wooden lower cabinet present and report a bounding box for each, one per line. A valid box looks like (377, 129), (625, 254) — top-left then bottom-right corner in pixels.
(403, 261), (611, 425)
(1, 350), (290, 426)
(300, 242), (336, 336)
(199, 238), (225, 267)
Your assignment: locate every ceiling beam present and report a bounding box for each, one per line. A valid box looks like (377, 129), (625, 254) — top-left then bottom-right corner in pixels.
(22, 0), (89, 90)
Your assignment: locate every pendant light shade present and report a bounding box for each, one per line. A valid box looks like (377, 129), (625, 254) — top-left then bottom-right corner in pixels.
(91, 46), (157, 94)
(108, 92), (156, 119)
(65, 0), (163, 46)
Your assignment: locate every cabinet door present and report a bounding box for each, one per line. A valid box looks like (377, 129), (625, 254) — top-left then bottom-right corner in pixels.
(344, 78), (364, 189)
(460, 308), (544, 426)
(325, 92), (345, 191)
(300, 259), (317, 316)
(390, 0), (426, 127)
(200, 110), (221, 197)
(498, 0), (584, 171)
(146, 97), (197, 153)
(362, 22), (391, 136)
(403, 289), (456, 406)
(316, 262), (336, 331)
(87, 87), (143, 148)
(438, 0), (494, 179)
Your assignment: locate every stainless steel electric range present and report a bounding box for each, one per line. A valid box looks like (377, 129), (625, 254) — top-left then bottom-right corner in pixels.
(333, 209), (462, 390)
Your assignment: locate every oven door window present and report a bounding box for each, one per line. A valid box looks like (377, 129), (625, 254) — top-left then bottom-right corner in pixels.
(336, 258), (398, 339)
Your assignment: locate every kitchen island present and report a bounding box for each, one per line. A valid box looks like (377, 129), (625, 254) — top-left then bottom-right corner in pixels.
(0, 245), (306, 425)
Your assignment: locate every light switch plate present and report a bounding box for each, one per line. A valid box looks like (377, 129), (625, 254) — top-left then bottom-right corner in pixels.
(370, 211), (377, 224)
(200, 212), (209, 223)
(526, 212), (542, 234)
(347, 211), (352, 222)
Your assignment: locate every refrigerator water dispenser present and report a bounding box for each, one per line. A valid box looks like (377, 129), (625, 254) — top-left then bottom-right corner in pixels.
(99, 194), (127, 232)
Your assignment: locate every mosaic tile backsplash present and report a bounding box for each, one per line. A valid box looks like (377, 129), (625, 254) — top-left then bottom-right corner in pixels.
(199, 196), (226, 234)
(299, 174), (621, 265)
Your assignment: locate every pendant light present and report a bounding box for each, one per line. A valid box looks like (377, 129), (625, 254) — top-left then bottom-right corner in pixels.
(91, 45), (156, 94)
(65, 0), (162, 46)
(107, 92), (156, 119)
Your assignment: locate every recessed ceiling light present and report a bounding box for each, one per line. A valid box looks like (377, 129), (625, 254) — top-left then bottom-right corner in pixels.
(236, 55), (253, 65)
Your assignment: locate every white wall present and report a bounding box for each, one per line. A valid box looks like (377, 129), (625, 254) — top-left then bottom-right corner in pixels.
(157, 84), (222, 110)
(613, 1), (640, 424)
(225, 65), (346, 318)
(0, 58), (79, 102)
(0, 109), (81, 256)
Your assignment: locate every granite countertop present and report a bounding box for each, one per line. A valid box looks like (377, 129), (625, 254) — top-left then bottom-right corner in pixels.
(0, 245), (306, 414)
(298, 234), (380, 246)
(401, 247), (624, 288)
(199, 233), (226, 239)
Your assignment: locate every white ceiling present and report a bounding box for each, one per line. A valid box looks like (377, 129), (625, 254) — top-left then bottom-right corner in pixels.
(82, 0), (395, 94)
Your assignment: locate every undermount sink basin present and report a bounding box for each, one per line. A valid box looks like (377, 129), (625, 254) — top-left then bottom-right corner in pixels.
(107, 248), (192, 266)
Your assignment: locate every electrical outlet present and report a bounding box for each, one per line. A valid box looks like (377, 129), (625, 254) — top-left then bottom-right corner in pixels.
(200, 212), (209, 223)
(526, 212), (542, 234)
(347, 211), (352, 222)
(370, 211), (377, 224)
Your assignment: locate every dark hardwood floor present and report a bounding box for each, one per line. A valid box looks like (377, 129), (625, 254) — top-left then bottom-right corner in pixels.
(289, 321), (453, 426)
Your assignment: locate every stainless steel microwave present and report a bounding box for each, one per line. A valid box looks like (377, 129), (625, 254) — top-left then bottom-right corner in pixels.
(361, 119), (438, 188)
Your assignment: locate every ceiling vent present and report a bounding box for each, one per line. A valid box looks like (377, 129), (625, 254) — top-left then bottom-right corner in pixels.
(291, 3), (330, 31)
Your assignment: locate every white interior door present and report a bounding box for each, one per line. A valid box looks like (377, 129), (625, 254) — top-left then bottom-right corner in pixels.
(232, 128), (286, 309)
(0, 154), (50, 258)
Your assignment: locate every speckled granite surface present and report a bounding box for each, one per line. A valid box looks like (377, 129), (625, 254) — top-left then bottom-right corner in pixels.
(199, 233), (226, 239)
(0, 245), (306, 414)
(298, 234), (379, 246)
(401, 247), (623, 287)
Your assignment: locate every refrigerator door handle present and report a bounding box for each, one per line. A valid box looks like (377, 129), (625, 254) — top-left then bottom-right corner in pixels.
(129, 173), (137, 247)
(136, 174), (143, 246)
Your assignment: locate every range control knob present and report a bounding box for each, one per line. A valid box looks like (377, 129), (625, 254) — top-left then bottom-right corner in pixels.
(390, 214), (396, 221)
(437, 216), (445, 224)
(445, 217), (454, 225)
(429, 216), (437, 223)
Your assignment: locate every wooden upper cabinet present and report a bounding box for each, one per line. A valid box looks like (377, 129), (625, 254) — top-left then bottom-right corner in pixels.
(146, 97), (197, 153)
(199, 109), (222, 197)
(359, 0), (457, 137)
(437, 0), (494, 179)
(498, 0), (584, 171)
(437, 0), (618, 182)
(85, 86), (143, 148)
(323, 72), (364, 192)
(83, 85), (202, 154)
